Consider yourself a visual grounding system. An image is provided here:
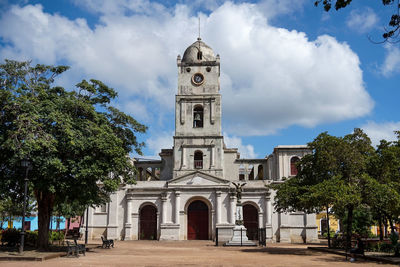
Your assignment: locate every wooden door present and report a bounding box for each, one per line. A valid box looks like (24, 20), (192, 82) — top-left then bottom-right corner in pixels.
(140, 205), (157, 240)
(187, 200), (209, 240)
(243, 204), (258, 240)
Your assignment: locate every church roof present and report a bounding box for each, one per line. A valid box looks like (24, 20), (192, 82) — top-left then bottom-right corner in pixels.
(181, 38), (216, 63)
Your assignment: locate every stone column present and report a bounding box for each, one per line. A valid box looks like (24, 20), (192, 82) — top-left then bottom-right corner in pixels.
(181, 146), (186, 168)
(216, 191), (222, 224)
(132, 213), (139, 240)
(229, 194), (236, 224)
(124, 197), (132, 240)
(210, 98), (215, 124)
(258, 212), (263, 227)
(151, 168), (155, 181)
(161, 194), (167, 224)
(180, 100), (185, 124)
(174, 191), (180, 224)
(210, 146), (215, 168)
(265, 196), (272, 226)
(244, 164), (249, 180)
(265, 194), (273, 241)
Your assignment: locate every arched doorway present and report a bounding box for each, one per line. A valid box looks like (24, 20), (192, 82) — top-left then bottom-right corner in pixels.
(243, 204), (258, 240)
(139, 205), (157, 240)
(187, 200), (209, 240)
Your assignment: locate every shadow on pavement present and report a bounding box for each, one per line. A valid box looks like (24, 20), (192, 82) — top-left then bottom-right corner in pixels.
(240, 247), (315, 256)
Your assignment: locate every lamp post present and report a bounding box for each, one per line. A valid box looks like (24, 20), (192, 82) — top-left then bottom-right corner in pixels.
(85, 207), (89, 245)
(19, 158), (31, 254)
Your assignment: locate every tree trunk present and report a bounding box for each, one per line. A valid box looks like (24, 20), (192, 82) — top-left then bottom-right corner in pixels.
(346, 206), (354, 258)
(326, 205), (331, 248)
(379, 216), (384, 241)
(387, 215), (394, 233)
(64, 218), (70, 240)
(384, 217), (388, 238)
(35, 191), (55, 250)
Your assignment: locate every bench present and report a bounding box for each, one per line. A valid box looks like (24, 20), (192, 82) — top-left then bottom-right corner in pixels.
(74, 238), (86, 256)
(101, 236), (114, 248)
(66, 240), (79, 257)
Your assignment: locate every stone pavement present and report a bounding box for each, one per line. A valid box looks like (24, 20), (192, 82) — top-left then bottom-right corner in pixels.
(1, 240), (398, 266)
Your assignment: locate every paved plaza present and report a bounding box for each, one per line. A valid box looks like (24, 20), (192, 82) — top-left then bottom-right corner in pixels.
(1, 241), (397, 267)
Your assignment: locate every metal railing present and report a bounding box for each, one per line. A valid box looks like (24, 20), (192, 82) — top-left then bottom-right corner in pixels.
(194, 160), (203, 169)
(215, 227), (267, 246)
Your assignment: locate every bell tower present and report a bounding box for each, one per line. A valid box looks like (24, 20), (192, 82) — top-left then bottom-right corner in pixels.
(173, 38), (224, 178)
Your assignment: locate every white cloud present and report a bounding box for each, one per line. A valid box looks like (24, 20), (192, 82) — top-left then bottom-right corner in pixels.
(346, 7), (378, 34)
(224, 133), (257, 159)
(116, 100), (151, 122)
(381, 44), (400, 77)
(0, 1), (374, 137)
(146, 131), (173, 157)
(361, 121), (400, 147)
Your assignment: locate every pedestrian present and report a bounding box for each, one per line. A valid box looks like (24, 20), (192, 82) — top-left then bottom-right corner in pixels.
(349, 235), (364, 262)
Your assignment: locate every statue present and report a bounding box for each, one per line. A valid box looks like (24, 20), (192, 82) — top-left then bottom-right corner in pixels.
(232, 182), (246, 204)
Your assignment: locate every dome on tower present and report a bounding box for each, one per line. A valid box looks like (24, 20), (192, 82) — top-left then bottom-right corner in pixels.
(181, 38), (216, 64)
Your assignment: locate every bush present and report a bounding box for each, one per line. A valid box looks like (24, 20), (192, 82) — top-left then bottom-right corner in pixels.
(1, 228), (20, 246)
(49, 230), (65, 245)
(332, 235), (345, 249)
(25, 231), (38, 246)
(322, 230), (336, 239)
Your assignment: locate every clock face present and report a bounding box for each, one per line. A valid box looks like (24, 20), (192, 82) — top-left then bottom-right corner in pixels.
(192, 73), (204, 85)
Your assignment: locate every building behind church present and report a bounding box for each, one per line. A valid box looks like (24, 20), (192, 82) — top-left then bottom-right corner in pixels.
(84, 38), (318, 243)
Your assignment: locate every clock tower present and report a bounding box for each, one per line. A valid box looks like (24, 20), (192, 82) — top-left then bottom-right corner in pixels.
(173, 38), (224, 178)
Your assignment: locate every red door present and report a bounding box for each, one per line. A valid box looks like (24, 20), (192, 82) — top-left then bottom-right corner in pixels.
(140, 205), (157, 240)
(188, 200), (209, 240)
(243, 204), (258, 240)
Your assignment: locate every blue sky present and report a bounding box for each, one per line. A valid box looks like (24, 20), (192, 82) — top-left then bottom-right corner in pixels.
(1, 0), (399, 159)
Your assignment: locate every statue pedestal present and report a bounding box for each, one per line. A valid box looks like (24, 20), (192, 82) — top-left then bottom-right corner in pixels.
(225, 203), (256, 246)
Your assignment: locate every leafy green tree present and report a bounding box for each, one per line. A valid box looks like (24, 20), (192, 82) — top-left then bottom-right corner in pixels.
(367, 137), (400, 240)
(315, 0), (400, 42)
(335, 204), (375, 237)
(0, 60), (146, 249)
(271, 129), (374, 251)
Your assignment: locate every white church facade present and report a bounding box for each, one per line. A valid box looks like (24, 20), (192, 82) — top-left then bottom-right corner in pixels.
(84, 38), (318, 243)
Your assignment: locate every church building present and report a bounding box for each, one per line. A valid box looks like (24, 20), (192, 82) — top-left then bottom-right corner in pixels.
(85, 38), (318, 243)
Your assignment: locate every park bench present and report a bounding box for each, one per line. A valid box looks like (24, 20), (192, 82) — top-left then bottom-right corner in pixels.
(73, 238), (86, 256)
(101, 236), (114, 248)
(66, 240), (79, 257)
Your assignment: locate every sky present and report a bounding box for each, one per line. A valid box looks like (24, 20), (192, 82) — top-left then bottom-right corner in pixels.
(0, 0), (399, 159)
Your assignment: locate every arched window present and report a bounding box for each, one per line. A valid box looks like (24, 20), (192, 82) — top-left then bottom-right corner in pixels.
(290, 157), (300, 176)
(193, 105), (204, 128)
(194, 151), (203, 169)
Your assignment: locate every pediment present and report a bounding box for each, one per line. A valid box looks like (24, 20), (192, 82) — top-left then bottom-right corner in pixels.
(168, 171), (230, 187)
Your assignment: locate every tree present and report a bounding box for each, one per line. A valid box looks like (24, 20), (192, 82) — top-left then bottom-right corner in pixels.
(0, 60), (146, 249)
(270, 129), (374, 251)
(367, 138), (400, 239)
(315, 0), (400, 42)
(52, 198), (87, 239)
